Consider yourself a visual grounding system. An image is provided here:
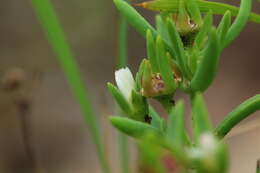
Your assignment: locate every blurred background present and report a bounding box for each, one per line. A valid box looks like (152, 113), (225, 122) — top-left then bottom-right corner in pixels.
(0, 0), (259, 172)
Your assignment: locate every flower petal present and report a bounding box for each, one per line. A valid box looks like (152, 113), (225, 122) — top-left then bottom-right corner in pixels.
(115, 67), (135, 100)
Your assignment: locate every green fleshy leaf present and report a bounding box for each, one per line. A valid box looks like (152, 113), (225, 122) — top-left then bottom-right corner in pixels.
(224, 0), (253, 48)
(114, 0), (176, 57)
(156, 15), (170, 44)
(167, 18), (191, 79)
(191, 93), (213, 143)
(113, 0), (156, 37)
(188, 47), (200, 75)
(146, 30), (159, 73)
(190, 27), (220, 92)
(199, 0), (259, 24)
(217, 10), (231, 48)
(107, 83), (132, 115)
(110, 117), (160, 138)
(195, 11), (213, 49)
(138, 0), (260, 23)
(166, 100), (185, 146)
(156, 36), (176, 90)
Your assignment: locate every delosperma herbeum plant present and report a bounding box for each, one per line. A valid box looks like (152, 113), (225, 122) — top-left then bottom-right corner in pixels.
(31, 0), (260, 172)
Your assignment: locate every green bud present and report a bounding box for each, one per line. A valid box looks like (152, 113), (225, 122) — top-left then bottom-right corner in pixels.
(141, 59), (156, 97)
(140, 59), (177, 98)
(172, 2), (200, 39)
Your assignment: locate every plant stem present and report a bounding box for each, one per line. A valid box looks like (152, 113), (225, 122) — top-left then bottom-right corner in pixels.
(117, 14), (128, 69)
(257, 159), (260, 173)
(16, 98), (37, 172)
(215, 94), (260, 139)
(118, 130), (129, 173)
(117, 8), (130, 173)
(30, 0), (110, 172)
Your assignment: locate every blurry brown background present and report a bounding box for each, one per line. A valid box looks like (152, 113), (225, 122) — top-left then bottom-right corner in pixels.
(0, 0), (259, 173)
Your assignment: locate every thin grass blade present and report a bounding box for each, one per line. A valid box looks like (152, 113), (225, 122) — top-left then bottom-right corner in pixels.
(31, 0), (110, 172)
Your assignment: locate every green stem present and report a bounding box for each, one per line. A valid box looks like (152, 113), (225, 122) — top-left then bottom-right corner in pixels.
(117, 9), (129, 173)
(156, 95), (175, 114)
(215, 94), (260, 139)
(257, 159), (260, 173)
(117, 14), (128, 69)
(31, 0), (110, 172)
(118, 131), (129, 173)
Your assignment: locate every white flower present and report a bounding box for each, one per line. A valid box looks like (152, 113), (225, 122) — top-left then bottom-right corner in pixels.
(199, 133), (217, 151)
(115, 67), (135, 100)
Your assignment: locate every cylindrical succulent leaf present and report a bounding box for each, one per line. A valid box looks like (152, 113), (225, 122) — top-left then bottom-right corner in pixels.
(110, 117), (160, 138)
(190, 27), (220, 92)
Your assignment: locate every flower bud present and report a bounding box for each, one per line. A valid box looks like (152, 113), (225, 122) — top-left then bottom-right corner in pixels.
(140, 59), (177, 98)
(189, 133), (229, 173)
(115, 67), (135, 100)
(108, 67), (149, 122)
